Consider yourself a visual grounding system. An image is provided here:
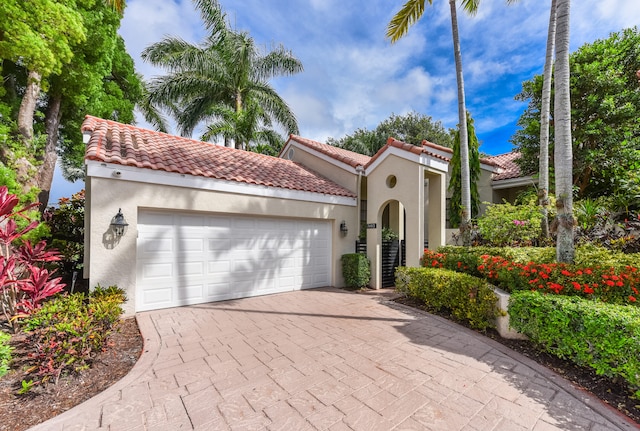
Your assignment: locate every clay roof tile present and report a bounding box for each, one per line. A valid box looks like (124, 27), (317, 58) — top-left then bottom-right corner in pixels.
(82, 116), (356, 198)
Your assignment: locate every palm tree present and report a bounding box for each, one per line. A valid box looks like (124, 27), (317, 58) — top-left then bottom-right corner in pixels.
(201, 100), (284, 155)
(553, 0), (574, 263)
(538, 0), (557, 240)
(387, 0), (514, 245)
(142, 0), (302, 151)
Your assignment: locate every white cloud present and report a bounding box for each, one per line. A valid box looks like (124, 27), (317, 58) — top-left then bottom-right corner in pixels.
(117, 0), (637, 154)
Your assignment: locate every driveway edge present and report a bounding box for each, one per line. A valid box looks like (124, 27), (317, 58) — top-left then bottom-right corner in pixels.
(28, 313), (161, 431)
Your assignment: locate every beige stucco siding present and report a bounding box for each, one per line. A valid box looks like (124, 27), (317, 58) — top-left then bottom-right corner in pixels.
(287, 146), (359, 193)
(85, 172), (357, 315)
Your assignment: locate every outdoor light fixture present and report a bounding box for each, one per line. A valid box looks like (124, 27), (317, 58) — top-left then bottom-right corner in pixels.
(110, 208), (129, 237)
(340, 220), (348, 236)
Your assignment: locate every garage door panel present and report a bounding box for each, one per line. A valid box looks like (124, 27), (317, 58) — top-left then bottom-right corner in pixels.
(208, 260), (230, 274)
(141, 286), (173, 307)
(137, 211), (332, 311)
(141, 262), (173, 279)
(140, 238), (173, 254)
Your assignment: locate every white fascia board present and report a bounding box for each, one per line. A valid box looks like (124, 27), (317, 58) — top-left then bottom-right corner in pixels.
(480, 162), (500, 173)
(286, 141), (363, 174)
(85, 161), (357, 206)
(492, 176), (537, 190)
(366, 147), (449, 175)
(423, 146), (452, 160)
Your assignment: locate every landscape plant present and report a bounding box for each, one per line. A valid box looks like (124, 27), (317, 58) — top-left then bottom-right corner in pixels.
(422, 246), (640, 305)
(20, 285), (125, 387)
(0, 331), (12, 377)
(509, 290), (640, 398)
(44, 190), (85, 290)
(341, 254), (371, 289)
(395, 266), (498, 330)
(476, 200), (543, 246)
(0, 186), (65, 331)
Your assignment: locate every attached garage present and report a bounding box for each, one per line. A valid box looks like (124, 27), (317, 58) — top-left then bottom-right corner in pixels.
(136, 210), (331, 312)
(82, 114), (358, 314)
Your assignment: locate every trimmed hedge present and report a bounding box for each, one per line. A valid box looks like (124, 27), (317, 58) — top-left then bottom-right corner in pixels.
(395, 267), (499, 330)
(341, 253), (371, 289)
(509, 290), (640, 397)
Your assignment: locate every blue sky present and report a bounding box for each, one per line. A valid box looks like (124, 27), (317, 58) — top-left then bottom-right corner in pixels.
(49, 0), (639, 203)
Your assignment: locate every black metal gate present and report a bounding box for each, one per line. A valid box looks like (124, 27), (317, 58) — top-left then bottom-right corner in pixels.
(356, 239), (406, 288)
(382, 240), (400, 288)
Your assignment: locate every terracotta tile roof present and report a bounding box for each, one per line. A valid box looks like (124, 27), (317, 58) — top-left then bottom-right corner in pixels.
(366, 137), (451, 168)
(483, 152), (523, 180)
(286, 135), (371, 168)
(422, 140), (454, 157)
(82, 116), (356, 198)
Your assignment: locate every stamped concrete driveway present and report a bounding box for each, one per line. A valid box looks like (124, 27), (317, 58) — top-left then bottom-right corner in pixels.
(32, 287), (636, 431)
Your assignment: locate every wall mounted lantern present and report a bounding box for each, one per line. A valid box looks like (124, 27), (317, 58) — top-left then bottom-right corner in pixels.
(340, 220), (348, 236)
(110, 208), (129, 237)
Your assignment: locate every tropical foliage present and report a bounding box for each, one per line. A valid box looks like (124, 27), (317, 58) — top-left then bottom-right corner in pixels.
(0, 187), (65, 332)
(512, 27), (640, 203)
(142, 0), (302, 153)
(0, 0), (141, 205)
(327, 111), (454, 156)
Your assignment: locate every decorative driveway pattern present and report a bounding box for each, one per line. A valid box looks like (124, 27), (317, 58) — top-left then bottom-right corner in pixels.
(32, 288), (637, 430)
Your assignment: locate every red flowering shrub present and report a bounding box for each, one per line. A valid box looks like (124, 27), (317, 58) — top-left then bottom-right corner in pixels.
(422, 247), (638, 306)
(0, 186), (65, 331)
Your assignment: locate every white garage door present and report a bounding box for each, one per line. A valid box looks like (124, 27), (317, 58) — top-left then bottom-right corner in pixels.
(135, 211), (332, 311)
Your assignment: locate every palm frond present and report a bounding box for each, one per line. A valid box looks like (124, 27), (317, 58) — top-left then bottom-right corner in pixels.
(386, 0), (430, 43)
(460, 0), (481, 16)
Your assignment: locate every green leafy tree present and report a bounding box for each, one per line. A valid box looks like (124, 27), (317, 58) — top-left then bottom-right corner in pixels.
(56, 35), (142, 183)
(513, 27), (640, 202)
(448, 112), (480, 227)
(328, 111), (454, 156)
(0, 0), (85, 142)
(513, 27), (640, 262)
(142, 0), (302, 152)
(0, 0), (140, 207)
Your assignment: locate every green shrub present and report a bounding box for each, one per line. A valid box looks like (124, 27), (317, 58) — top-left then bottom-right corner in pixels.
(341, 254), (371, 289)
(0, 331), (12, 377)
(21, 285), (125, 386)
(477, 201), (543, 246)
(395, 267), (498, 330)
(429, 246), (639, 305)
(574, 243), (640, 268)
(438, 246), (556, 265)
(509, 291), (640, 398)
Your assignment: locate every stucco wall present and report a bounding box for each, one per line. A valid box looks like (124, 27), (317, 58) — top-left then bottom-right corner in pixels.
(287, 146), (358, 193)
(86, 174), (357, 315)
(365, 154), (447, 289)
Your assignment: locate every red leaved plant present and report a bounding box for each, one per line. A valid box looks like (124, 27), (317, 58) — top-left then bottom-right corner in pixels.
(0, 186), (65, 331)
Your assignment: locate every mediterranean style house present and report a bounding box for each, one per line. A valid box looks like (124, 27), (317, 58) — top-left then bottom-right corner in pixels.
(81, 116), (532, 314)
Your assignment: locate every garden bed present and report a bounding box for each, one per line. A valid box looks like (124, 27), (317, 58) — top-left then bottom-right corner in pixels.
(0, 317), (143, 431)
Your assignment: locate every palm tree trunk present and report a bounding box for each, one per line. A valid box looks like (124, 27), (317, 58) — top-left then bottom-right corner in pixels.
(539, 0), (557, 240)
(449, 0), (471, 245)
(553, 0), (574, 263)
